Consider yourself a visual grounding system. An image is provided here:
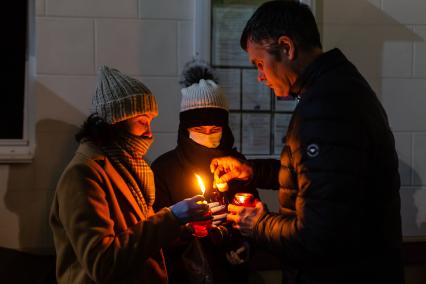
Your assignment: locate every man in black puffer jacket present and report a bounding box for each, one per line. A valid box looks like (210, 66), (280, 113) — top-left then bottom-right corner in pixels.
(210, 1), (403, 284)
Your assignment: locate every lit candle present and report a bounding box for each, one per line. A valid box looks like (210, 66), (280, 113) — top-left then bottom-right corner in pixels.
(190, 174), (211, 238)
(233, 193), (255, 207)
(195, 174), (206, 196)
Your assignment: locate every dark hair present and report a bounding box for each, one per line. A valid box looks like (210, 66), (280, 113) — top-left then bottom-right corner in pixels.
(75, 114), (126, 145)
(179, 108), (229, 129)
(179, 59), (218, 88)
(240, 1), (322, 53)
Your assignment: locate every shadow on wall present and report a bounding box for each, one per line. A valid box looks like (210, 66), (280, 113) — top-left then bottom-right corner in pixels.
(4, 81), (86, 254)
(316, 0), (422, 98)
(399, 159), (426, 284)
(399, 159), (426, 239)
(5, 119), (79, 253)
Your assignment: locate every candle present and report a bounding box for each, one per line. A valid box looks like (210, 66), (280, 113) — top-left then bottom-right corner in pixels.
(190, 174), (211, 238)
(233, 193), (255, 207)
(195, 174), (206, 196)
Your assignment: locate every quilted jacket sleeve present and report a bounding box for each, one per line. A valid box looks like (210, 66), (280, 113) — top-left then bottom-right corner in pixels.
(250, 159), (281, 190)
(253, 92), (366, 265)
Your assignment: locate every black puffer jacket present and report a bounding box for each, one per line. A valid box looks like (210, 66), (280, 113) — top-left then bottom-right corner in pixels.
(152, 125), (259, 284)
(251, 49), (403, 284)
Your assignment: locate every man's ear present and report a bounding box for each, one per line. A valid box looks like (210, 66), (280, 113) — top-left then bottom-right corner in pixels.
(277, 35), (295, 60)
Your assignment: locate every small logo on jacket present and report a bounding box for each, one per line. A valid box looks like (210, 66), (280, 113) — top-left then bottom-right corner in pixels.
(306, 143), (319, 158)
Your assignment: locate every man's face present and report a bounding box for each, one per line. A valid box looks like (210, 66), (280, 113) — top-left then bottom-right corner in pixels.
(246, 39), (293, 98)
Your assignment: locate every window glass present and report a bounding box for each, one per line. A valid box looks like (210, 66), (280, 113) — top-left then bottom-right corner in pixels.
(211, 0), (297, 156)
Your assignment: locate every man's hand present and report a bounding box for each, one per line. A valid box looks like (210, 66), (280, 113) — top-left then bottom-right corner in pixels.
(210, 156), (253, 186)
(226, 200), (266, 237)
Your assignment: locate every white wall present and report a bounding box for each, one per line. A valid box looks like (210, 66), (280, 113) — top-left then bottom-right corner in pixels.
(0, 0), (195, 253)
(316, 0), (426, 239)
(0, 0), (425, 255)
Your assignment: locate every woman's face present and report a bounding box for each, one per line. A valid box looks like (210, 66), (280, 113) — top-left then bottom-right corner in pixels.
(188, 125), (223, 135)
(125, 113), (156, 137)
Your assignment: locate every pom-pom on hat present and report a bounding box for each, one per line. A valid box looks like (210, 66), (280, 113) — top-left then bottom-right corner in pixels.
(179, 60), (229, 128)
(180, 79), (228, 112)
(92, 65), (158, 124)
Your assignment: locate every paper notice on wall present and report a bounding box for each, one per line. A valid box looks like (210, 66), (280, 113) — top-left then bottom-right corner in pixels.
(242, 69), (271, 110)
(229, 113), (241, 151)
(275, 95), (298, 111)
(274, 114), (292, 155)
(216, 68), (241, 110)
(242, 113), (270, 154)
(212, 5), (257, 67)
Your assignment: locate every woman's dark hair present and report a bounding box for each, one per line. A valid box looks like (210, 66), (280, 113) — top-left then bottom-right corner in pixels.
(75, 114), (125, 145)
(240, 1), (322, 53)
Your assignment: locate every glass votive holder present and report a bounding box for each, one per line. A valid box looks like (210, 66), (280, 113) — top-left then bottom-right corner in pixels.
(232, 193), (255, 207)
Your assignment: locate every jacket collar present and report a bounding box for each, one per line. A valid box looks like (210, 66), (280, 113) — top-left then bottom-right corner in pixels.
(77, 141), (144, 218)
(76, 141), (104, 160)
(291, 48), (349, 98)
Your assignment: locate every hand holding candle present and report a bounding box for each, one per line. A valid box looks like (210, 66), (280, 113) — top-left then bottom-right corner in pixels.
(188, 174), (213, 237)
(209, 202), (227, 226)
(170, 195), (210, 224)
(227, 196), (266, 237)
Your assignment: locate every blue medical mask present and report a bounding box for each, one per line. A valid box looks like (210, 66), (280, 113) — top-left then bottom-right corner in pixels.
(189, 130), (222, 148)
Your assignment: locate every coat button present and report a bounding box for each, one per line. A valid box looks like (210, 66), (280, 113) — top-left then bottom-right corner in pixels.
(306, 143), (319, 158)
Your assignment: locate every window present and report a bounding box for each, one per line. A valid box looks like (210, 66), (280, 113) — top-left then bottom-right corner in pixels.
(195, 0), (313, 157)
(0, 0), (35, 162)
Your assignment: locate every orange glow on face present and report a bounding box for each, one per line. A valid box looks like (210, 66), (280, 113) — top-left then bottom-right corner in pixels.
(195, 174), (206, 195)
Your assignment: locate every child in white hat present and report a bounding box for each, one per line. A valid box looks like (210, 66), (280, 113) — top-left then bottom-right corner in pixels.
(152, 60), (259, 284)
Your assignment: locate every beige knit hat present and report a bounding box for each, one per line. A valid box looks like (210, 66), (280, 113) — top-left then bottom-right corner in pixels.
(92, 65), (158, 124)
(180, 79), (228, 112)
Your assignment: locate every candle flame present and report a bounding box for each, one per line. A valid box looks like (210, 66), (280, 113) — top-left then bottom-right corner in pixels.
(195, 174), (206, 195)
(238, 195), (246, 204)
(234, 193), (254, 206)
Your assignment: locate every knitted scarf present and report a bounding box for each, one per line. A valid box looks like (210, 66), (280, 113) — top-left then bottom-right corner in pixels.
(102, 131), (155, 216)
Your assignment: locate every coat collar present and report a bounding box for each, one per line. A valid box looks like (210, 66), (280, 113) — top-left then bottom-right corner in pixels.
(292, 48), (350, 98)
(77, 141), (144, 218)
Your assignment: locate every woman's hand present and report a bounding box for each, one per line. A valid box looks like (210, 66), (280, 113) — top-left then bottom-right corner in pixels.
(170, 195), (211, 224)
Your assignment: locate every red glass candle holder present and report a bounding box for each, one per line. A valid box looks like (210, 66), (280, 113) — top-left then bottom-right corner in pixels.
(232, 193), (255, 207)
(188, 211), (212, 238)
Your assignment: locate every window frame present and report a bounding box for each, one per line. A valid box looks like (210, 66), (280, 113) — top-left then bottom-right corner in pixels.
(0, 0), (36, 163)
(194, 0), (314, 158)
